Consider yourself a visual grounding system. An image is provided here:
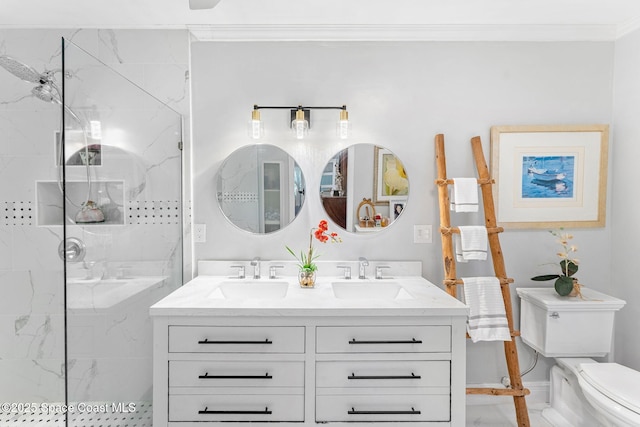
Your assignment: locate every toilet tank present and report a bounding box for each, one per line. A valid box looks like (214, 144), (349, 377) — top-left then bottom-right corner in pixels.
(517, 287), (626, 357)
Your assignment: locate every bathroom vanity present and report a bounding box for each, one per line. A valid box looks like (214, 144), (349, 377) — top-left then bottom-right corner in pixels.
(150, 261), (468, 426)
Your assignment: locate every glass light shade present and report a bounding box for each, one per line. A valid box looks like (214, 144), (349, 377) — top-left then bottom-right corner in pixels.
(337, 110), (350, 139)
(292, 109), (308, 139)
(248, 110), (264, 139)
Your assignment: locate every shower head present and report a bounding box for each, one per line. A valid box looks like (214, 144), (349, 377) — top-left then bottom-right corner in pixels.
(0, 55), (48, 84)
(32, 84), (60, 104)
(1, 54), (63, 104)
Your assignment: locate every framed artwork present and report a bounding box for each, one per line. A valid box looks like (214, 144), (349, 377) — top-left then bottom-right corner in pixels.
(389, 199), (406, 220)
(373, 146), (409, 204)
(490, 124), (609, 228)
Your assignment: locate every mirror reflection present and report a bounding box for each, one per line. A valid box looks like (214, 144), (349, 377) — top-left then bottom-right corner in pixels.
(320, 144), (409, 233)
(217, 144), (306, 234)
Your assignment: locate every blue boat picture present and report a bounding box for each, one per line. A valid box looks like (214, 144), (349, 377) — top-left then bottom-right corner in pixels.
(521, 155), (574, 198)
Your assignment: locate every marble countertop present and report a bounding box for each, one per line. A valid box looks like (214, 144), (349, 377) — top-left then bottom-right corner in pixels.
(150, 273), (468, 317)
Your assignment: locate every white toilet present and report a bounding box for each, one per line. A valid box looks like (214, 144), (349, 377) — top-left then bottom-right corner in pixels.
(517, 287), (640, 426)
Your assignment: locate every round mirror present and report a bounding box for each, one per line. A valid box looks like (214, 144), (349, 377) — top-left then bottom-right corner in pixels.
(217, 144), (306, 234)
(319, 144), (409, 233)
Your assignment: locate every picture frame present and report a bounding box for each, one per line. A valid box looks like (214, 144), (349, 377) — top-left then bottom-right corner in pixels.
(490, 124), (609, 229)
(373, 146), (409, 204)
(389, 198), (406, 220)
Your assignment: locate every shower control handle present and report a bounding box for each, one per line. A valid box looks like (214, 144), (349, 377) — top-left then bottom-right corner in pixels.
(58, 237), (86, 262)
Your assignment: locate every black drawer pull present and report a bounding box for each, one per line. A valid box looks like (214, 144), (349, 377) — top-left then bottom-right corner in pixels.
(348, 338), (422, 345)
(348, 372), (421, 380)
(199, 372), (272, 379)
(198, 338), (273, 345)
(348, 407), (421, 415)
(199, 406), (272, 415)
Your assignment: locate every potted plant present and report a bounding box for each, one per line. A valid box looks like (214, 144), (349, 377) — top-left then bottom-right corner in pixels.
(286, 219), (341, 288)
(531, 229), (582, 297)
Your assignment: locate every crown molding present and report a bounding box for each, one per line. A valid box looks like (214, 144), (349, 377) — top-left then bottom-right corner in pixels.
(188, 23), (620, 42)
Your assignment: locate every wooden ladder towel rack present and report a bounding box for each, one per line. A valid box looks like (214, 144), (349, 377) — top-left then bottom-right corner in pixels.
(435, 134), (531, 426)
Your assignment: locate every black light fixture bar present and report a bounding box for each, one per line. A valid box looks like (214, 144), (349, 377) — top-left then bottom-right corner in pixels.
(253, 105), (347, 111)
(254, 104), (347, 128)
(251, 104), (349, 139)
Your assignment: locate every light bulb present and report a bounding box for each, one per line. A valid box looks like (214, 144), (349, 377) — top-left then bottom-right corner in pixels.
(248, 110), (263, 139)
(292, 109), (308, 139)
(337, 109), (350, 139)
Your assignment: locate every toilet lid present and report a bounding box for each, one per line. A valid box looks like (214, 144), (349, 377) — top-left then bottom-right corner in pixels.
(579, 363), (640, 414)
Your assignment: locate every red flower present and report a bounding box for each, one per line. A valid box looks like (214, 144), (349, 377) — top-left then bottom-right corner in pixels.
(287, 219), (342, 272)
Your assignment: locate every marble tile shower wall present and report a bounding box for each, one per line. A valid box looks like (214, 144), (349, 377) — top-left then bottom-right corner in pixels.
(0, 29), (190, 402)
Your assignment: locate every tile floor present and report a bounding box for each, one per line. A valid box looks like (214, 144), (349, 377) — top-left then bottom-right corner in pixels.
(0, 402), (152, 427)
(466, 401), (553, 426)
(2, 401), (554, 426)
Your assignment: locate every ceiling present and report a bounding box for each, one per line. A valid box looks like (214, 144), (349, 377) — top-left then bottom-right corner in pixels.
(2, 0), (640, 41)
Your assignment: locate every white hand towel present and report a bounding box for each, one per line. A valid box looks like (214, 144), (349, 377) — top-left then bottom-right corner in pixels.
(462, 277), (511, 342)
(453, 234), (467, 263)
(450, 178), (478, 212)
(458, 225), (488, 261)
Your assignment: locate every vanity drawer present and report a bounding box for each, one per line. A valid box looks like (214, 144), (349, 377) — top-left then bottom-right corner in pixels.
(316, 326), (451, 353)
(316, 394), (450, 422)
(169, 326), (305, 353)
(170, 360), (304, 387)
(316, 360), (450, 389)
(169, 394), (304, 422)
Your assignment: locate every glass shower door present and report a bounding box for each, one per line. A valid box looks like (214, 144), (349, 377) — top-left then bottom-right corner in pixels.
(61, 38), (182, 426)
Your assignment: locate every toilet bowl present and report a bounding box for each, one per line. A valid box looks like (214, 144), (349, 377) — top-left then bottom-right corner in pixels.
(517, 287), (636, 427)
(577, 361), (640, 426)
(543, 357), (640, 426)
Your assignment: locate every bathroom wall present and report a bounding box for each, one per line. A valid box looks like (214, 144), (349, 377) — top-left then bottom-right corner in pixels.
(0, 28), (189, 402)
(612, 28), (640, 371)
(190, 41), (615, 384)
(2, 29), (629, 397)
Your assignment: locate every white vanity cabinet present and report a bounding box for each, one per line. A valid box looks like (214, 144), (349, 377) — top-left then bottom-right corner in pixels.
(153, 317), (465, 427)
(315, 325), (452, 423)
(151, 269), (468, 427)
(159, 324), (305, 423)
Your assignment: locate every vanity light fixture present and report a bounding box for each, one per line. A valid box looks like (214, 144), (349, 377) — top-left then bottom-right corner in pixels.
(292, 108), (309, 140)
(249, 109), (264, 139)
(251, 105), (349, 140)
(337, 108), (350, 139)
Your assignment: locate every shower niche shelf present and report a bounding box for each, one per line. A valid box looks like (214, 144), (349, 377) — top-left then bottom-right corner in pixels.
(36, 180), (125, 226)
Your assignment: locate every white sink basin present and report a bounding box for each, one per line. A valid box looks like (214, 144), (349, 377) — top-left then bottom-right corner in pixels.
(210, 281), (289, 299)
(331, 281), (414, 300)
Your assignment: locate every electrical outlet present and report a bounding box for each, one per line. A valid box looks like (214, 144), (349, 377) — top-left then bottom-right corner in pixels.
(413, 225), (432, 243)
(194, 223), (206, 243)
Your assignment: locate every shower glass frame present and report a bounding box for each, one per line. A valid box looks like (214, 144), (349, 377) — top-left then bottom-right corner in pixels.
(61, 37), (183, 426)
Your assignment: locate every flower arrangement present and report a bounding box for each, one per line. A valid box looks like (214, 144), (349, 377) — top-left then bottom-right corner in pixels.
(531, 229), (581, 296)
(286, 220), (341, 273)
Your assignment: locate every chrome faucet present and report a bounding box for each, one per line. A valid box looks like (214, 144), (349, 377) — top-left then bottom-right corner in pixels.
(251, 257), (261, 279)
(358, 257), (369, 279)
(376, 265), (390, 280)
(337, 265), (351, 280)
(230, 264), (245, 279)
(269, 264), (284, 279)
